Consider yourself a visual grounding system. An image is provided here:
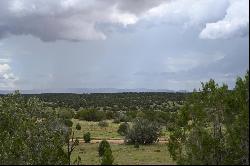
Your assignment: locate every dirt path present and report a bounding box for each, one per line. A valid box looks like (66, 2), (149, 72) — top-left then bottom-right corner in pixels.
(75, 138), (168, 145)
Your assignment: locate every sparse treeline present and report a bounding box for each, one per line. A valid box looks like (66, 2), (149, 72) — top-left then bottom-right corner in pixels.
(24, 92), (186, 125)
(23, 92), (188, 111)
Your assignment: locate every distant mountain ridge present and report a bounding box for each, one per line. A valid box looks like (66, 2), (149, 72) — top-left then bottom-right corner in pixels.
(0, 88), (188, 94)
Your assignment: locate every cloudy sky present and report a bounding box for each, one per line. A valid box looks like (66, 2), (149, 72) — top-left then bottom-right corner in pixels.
(0, 0), (249, 91)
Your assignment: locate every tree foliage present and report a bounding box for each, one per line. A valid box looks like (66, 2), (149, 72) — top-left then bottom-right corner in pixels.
(125, 118), (161, 145)
(0, 91), (68, 165)
(117, 122), (129, 136)
(167, 72), (249, 165)
(57, 107), (75, 119)
(98, 120), (109, 128)
(64, 119), (73, 127)
(98, 140), (111, 157)
(101, 146), (114, 165)
(24, 92), (187, 113)
(76, 109), (106, 121)
(75, 123), (81, 130)
(83, 132), (91, 143)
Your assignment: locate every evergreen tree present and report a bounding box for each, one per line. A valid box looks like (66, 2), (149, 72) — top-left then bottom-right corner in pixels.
(167, 71), (249, 165)
(101, 147), (114, 165)
(98, 140), (111, 157)
(0, 91), (68, 165)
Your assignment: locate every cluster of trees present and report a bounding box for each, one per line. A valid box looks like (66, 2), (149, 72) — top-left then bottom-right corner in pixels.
(74, 109), (105, 121)
(20, 92), (186, 130)
(0, 92), (69, 165)
(168, 72), (249, 165)
(58, 105), (175, 125)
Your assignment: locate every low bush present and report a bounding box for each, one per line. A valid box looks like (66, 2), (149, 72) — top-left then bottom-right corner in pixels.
(98, 120), (109, 128)
(117, 122), (129, 136)
(57, 108), (75, 119)
(113, 118), (120, 124)
(98, 140), (111, 157)
(134, 141), (140, 148)
(76, 109), (106, 121)
(83, 132), (91, 143)
(76, 123), (81, 130)
(101, 147), (114, 165)
(125, 118), (161, 145)
(64, 119), (73, 127)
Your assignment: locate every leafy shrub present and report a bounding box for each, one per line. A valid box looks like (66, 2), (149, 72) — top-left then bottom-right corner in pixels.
(113, 118), (120, 124)
(105, 111), (115, 119)
(77, 109), (105, 121)
(98, 140), (111, 157)
(76, 123), (81, 130)
(64, 119), (73, 127)
(74, 113), (80, 119)
(0, 92), (68, 164)
(117, 122), (129, 136)
(125, 118), (161, 145)
(58, 108), (75, 119)
(117, 112), (129, 122)
(101, 147), (114, 165)
(134, 141), (140, 148)
(83, 132), (91, 143)
(137, 110), (170, 125)
(167, 72), (250, 165)
(125, 111), (137, 121)
(119, 115), (129, 122)
(112, 112), (128, 123)
(98, 120), (109, 128)
(136, 111), (145, 118)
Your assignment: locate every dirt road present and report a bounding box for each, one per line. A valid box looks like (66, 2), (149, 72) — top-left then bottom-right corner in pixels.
(75, 138), (168, 145)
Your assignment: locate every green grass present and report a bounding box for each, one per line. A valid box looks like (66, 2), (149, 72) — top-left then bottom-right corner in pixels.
(69, 119), (173, 165)
(71, 143), (175, 165)
(72, 119), (170, 140)
(71, 119), (122, 139)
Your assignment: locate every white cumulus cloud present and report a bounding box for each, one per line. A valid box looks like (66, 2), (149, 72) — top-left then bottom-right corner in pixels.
(144, 0), (248, 39)
(200, 0), (249, 39)
(0, 63), (18, 89)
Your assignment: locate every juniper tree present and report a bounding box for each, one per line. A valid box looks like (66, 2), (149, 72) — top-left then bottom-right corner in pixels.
(0, 91), (68, 165)
(167, 71), (249, 165)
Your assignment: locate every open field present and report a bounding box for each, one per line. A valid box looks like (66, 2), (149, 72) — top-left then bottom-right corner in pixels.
(71, 119), (170, 140)
(71, 143), (175, 165)
(71, 119), (122, 139)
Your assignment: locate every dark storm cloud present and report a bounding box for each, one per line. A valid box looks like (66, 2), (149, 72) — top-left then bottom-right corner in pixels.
(107, 0), (166, 15)
(0, 0), (248, 42)
(0, 0), (166, 41)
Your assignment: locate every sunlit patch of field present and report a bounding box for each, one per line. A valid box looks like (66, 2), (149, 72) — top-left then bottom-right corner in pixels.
(71, 119), (170, 140)
(71, 119), (122, 139)
(71, 143), (175, 165)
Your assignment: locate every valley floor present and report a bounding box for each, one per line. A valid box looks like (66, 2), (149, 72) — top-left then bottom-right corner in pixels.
(71, 143), (175, 165)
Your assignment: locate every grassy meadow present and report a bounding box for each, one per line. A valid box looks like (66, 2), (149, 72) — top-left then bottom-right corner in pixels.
(71, 143), (175, 165)
(69, 119), (173, 164)
(71, 119), (122, 139)
(71, 119), (169, 140)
